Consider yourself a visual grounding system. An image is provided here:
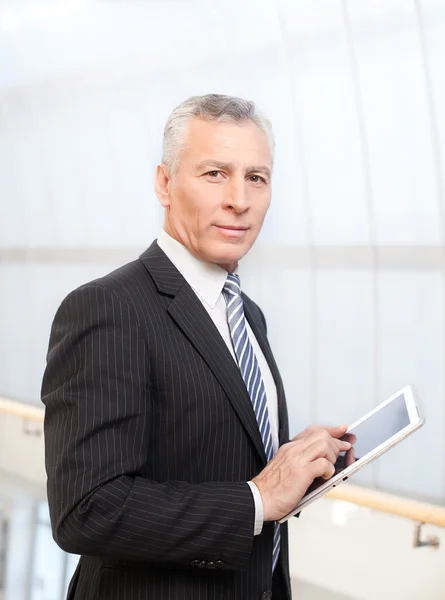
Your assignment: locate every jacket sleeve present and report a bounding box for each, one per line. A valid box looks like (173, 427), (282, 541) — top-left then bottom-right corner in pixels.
(42, 283), (255, 569)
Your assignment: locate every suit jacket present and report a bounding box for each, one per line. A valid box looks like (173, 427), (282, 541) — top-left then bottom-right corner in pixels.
(42, 241), (291, 600)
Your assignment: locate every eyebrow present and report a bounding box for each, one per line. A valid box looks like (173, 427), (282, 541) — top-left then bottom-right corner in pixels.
(195, 160), (272, 179)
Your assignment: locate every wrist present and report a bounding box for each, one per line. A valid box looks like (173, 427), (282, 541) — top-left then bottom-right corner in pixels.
(251, 477), (272, 521)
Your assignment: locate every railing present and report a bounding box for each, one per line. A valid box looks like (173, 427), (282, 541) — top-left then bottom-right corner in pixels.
(0, 396), (44, 423)
(327, 482), (445, 529)
(1, 396), (444, 544)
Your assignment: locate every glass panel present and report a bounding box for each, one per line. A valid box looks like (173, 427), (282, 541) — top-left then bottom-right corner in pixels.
(29, 502), (64, 600)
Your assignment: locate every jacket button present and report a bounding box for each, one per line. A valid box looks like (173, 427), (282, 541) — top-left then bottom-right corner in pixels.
(215, 560), (225, 569)
(190, 560), (201, 567)
(261, 591), (272, 600)
(206, 561), (217, 569)
(198, 561), (207, 569)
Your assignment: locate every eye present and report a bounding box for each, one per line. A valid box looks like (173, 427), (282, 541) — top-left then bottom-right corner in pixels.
(206, 170), (222, 178)
(248, 174), (267, 184)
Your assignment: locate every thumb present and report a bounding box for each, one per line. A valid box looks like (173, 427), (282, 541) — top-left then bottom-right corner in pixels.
(325, 424), (349, 439)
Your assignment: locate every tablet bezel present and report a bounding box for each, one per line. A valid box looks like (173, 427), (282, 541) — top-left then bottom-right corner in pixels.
(278, 384), (424, 522)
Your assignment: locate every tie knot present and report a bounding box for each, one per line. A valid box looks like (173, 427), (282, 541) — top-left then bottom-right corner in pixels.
(223, 273), (241, 298)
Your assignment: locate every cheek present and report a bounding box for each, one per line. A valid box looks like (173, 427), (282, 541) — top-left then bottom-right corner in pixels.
(252, 197), (271, 223)
(180, 198), (217, 235)
(171, 189), (201, 221)
(178, 182), (215, 215)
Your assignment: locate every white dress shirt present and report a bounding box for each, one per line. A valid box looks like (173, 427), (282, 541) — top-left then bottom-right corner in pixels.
(157, 229), (279, 536)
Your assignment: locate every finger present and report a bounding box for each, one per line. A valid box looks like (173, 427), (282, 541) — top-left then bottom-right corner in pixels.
(341, 433), (357, 445)
(294, 424), (331, 441)
(317, 435), (351, 453)
(306, 424), (348, 437)
(325, 424), (349, 439)
(302, 436), (351, 463)
(305, 428), (352, 451)
(303, 439), (338, 465)
(326, 438), (351, 460)
(336, 439), (352, 451)
(310, 457), (335, 480)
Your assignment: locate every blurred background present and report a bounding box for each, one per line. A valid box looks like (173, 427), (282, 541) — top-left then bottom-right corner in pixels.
(0, 0), (444, 598)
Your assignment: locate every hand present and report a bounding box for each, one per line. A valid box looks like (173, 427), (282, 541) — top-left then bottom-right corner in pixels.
(252, 424), (352, 522)
(292, 424), (356, 447)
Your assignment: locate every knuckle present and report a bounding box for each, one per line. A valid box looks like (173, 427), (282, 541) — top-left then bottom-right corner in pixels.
(281, 442), (294, 454)
(322, 439), (331, 451)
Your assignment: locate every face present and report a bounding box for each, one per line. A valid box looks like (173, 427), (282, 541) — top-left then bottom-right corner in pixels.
(155, 118), (273, 272)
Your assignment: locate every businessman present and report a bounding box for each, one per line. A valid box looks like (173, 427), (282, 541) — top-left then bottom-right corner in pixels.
(42, 94), (352, 600)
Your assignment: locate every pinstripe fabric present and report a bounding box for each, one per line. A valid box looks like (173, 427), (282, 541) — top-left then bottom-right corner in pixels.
(42, 241), (291, 600)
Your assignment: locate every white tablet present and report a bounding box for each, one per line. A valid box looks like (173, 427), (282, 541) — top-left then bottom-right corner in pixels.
(279, 384), (425, 522)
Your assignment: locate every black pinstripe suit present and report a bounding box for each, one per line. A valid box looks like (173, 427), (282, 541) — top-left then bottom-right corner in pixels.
(42, 241), (291, 600)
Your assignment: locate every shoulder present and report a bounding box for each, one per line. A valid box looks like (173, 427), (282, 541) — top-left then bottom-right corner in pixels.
(70, 252), (156, 300)
(89, 258), (151, 301)
(55, 256), (157, 328)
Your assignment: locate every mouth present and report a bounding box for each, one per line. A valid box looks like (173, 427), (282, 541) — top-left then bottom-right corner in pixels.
(214, 225), (250, 239)
(215, 225), (250, 231)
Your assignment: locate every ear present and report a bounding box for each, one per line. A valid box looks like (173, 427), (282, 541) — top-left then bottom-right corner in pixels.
(155, 163), (173, 208)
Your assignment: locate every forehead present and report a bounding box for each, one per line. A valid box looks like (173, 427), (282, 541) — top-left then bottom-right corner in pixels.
(181, 118), (272, 168)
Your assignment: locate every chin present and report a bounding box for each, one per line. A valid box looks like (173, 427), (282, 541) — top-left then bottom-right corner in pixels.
(212, 250), (246, 270)
(200, 237), (252, 267)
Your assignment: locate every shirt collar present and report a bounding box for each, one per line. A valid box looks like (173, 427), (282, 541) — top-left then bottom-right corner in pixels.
(157, 229), (236, 309)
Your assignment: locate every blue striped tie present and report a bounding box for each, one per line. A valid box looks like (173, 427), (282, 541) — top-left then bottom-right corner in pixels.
(223, 273), (280, 572)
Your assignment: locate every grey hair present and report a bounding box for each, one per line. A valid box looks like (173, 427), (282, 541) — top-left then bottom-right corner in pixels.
(162, 93), (275, 173)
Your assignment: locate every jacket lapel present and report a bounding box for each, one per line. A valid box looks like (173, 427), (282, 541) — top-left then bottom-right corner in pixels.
(139, 242), (267, 465)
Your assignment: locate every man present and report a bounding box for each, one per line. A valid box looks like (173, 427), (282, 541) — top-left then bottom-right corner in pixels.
(42, 94), (352, 600)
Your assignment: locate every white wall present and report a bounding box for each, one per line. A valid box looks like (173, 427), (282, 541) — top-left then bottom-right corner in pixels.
(1, 0), (444, 504)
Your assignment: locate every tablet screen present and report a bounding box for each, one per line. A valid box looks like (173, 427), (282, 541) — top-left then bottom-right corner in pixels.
(303, 392), (411, 498)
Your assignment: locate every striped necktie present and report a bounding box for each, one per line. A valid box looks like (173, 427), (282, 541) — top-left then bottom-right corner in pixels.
(223, 273), (280, 572)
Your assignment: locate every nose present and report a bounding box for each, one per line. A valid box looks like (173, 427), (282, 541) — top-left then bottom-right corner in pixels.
(223, 176), (249, 213)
